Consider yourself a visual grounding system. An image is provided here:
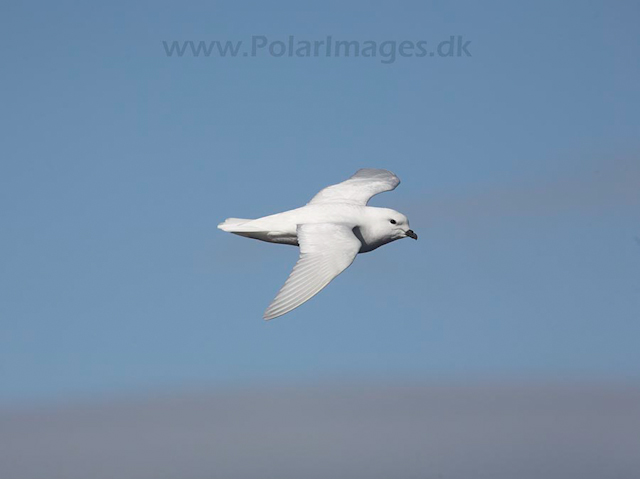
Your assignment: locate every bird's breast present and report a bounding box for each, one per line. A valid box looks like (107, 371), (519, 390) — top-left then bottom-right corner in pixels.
(353, 226), (388, 253)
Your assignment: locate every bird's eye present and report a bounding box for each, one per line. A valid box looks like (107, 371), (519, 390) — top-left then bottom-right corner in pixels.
(390, 219), (396, 224)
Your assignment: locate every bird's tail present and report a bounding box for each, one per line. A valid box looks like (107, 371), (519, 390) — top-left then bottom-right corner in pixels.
(218, 218), (254, 232)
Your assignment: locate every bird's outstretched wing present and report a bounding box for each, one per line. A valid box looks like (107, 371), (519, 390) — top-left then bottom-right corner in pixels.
(263, 223), (361, 320)
(307, 168), (400, 206)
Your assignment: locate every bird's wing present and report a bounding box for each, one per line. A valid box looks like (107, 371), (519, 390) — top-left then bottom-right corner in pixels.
(263, 223), (361, 320)
(307, 168), (400, 206)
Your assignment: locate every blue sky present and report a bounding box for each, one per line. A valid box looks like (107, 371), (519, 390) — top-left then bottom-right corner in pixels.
(1, 0), (639, 407)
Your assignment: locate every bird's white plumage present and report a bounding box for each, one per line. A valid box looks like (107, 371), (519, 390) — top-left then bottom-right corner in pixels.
(218, 168), (416, 319)
(263, 223), (361, 320)
(308, 168), (400, 206)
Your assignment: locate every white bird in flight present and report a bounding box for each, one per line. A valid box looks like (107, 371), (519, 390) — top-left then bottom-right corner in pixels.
(218, 169), (417, 320)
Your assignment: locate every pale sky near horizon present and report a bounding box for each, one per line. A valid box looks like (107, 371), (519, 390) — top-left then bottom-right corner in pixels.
(1, 0), (640, 408)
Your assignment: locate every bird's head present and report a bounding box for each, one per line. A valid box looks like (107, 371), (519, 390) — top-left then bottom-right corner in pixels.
(384, 209), (417, 241)
(361, 208), (417, 249)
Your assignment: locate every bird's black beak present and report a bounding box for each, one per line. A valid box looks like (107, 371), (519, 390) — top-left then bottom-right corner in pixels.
(405, 229), (418, 240)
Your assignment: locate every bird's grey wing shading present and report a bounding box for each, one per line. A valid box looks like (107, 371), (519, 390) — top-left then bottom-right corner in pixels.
(263, 223), (361, 320)
(307, 168), (400, 206)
